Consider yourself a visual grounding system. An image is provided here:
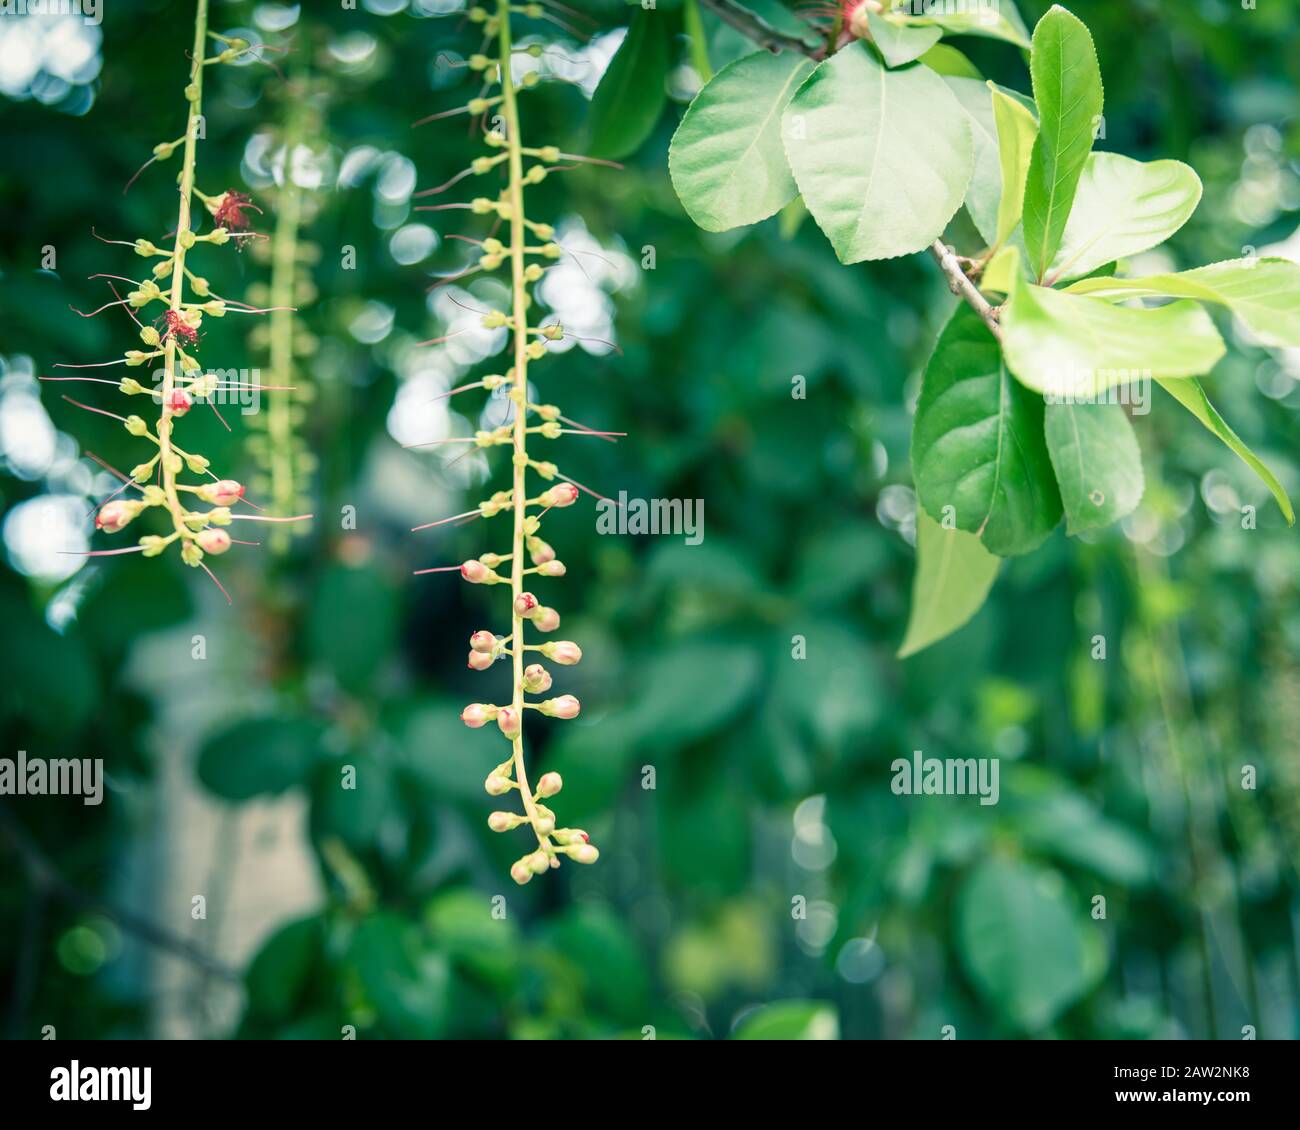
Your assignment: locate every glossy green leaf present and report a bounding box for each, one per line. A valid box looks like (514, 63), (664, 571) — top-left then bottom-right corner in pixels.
(898, 509), (1000, 658)
(197, 716), (323, 801)
(669, 50), (814, 231)
(1022, 5), (1104, 280)
(347, 913), (451, 1039)
(958, 858), (1104, 1031)
(1045, 153), (1201, 282)
(1001, 257), (1226, 396)
(733, 1000), (838, 1040)
(869, 15), (942, 67)
(1044, 402), (1144, 532)
(919, 43), (983, 80)
(945, 76), (1002, 247)
(587, 9), (670, 159)
(1064, 257), (1300, 347)
(246, 916), (325, 1023)
(991, 85), (1038, 246)
(912, 304), (1062, 556)
(1156, 377), (1295, 524)
(782, 44), (974, 263)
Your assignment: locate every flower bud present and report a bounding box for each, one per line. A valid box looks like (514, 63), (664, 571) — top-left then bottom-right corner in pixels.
(569, 843), (600, 865)
(527, 850), (551, 875)
(522, 664), (552, 694)
(196, 527), (231, 555)
(514, 591), (538, 616)
(469, 630), (496, 652)
(496, 707), (521, 738)
(467, 649), (495, 671)
(484, 773), (512, 796)
(534, 815), (556, 837)
(510, 860), (533, 886)
(537, 560), (566, 577)
(532, 606), (560, 633)
(461, 559), (491, 583)
(200, 479), (244, 506)
(542, 641), (582, 666)
(541, 482), (579, 508)
(487, 811), (516, 833)
(168, 389), (193, 416)
(540, 695), (580, 720)
(95, 500), (142, 533)
(526, 536), (555, 565)
(460, 703), (496, 728)
(536, 771), (563, 798)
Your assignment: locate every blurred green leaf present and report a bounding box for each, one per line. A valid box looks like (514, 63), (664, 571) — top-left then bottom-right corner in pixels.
(733, 1000), (838, 1039)
(197, 716), (323, 801)
(587, 8), (670, 160)
(246, 915), (325, 1024)
(307, 562), (399, 694)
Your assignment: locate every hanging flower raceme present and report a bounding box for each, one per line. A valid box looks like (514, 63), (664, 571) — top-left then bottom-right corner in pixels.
(49, 7), (309, 599)
(410, 0), (627, 882)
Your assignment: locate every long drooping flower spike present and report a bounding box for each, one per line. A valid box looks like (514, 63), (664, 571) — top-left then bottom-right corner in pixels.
(412, 0), (622, 882)
(57, 0), (310, 586)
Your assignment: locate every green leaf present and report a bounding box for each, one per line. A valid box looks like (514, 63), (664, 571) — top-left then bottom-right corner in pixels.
(944, 76), (1002, 247)
(919, 43), (983, 80)
(1044, 402), (1145, 533)
(990, 85), (1038, 246)
(587, 9), (670, 160)
(912, 304), (1062, 556)
(347, 913), (451, 1039)
(1022, 5), (1104, 280)
(1156, 377), (1295, 524)
(1001, 257), (1226, 396)
(958, 858), (1104, 1031)
(1045, 153), (1201, 283)
(197, 716), (323, 801)
(1064, 257), (1300, 348)
(898, 509), (1000, 658)
(246, 916), (325, 1023)
(782, 44), (974, 263)
(868, 15), (942, 67)
(733, 1000), (838, 1040)
(668, 50), (814, 231)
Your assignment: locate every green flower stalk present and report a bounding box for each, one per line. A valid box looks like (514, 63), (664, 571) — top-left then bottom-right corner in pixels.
(414, 0), (617, 882)
(52, 0), (309, 592)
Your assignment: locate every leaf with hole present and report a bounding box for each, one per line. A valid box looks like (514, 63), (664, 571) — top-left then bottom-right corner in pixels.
(1044, 402), (1144, 533)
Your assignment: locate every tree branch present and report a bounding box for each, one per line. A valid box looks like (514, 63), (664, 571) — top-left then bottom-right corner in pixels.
(928, 240), (1003, 341)
(698, 0), (819, 57)
(696, 1), (1002, 337)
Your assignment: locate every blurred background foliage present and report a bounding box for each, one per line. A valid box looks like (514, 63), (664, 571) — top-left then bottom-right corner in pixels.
(1, 0), (1299, 1040)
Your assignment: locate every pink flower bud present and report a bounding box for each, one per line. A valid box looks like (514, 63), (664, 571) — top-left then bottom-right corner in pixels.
(467, 649), (495, 671)
(537, 560), (566, 577)
(484, 773), (512, 796)
(460, 703), (496, 728)
(527, 850), (551, 874)
(514, 591), (538, 616)
(95, 500), (140, 533)
(527, 537), (555, 565)
(487, 811), (514, 832)
(196, 527), (231, 555)
(569, 843), (599, 864)
(535, 815), (556, 836)
(544, 694), (580, 720)
(496, 707), (521, 737)
(469, 630), (496, 652)
(532, 606), (560, 633)
(168, 388), (193, 416)
(536, 771), (563, 797)
(548, 482), (579, 508)
(460, 559), (490, 583)
(205, 479), (244, 506)
(543, 641), (582, 666)
(522, 664), (552, 693)
(510, 860), (533, 885)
